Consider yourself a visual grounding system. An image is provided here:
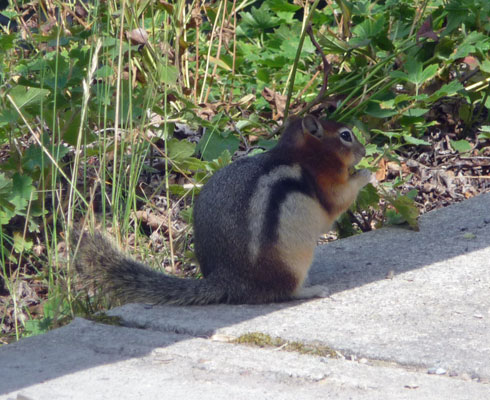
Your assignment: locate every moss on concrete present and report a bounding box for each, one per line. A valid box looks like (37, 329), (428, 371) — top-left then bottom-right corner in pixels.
(234, 332), (338, 358)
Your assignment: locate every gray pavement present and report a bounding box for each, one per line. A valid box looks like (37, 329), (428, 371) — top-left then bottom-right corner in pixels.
(1, 192), (490, 399)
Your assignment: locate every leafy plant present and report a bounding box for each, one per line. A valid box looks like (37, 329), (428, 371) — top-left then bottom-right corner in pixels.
(0, 0), (489, 341)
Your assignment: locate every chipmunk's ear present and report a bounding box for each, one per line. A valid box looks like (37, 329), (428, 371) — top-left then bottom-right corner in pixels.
(301, 115), (324, 139)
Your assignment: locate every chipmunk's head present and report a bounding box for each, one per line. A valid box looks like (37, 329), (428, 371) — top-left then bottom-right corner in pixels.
(299, 115), (366, 168)
(279, 115), (366, 172)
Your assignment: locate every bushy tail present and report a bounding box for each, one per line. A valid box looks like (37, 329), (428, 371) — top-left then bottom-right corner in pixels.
(71, 230), (227, 305)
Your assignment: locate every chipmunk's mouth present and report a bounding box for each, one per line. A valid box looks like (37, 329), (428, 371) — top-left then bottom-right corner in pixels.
(348, 150), (366, 174)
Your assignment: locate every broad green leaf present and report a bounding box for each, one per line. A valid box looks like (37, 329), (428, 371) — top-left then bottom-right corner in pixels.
(428, 80), (464, 102)
(167, 138), (196, 161)
(168, 184), (188, 196)
(0, 33), (15, 50)
(22, 141), (70, 171)
(196, 130), (239, 161)
(403, 59), (438, 85)
(257, 138), (277, 151)
(403, 135), (430, 146)
(356, 183), (380, 210)
(450, 139), (472, 153)
(0, 108), (18, 125)
(13, 231), (33, 253)
(393, 94), (414, 105)
(434, 37), (454, 60)
(95, 65), (114, 78)
(158, 64), (178, 85)
(419, 64), (438, 83)
(478, 126), (490, 140)
(268, 0), (301, 12)
(480, 60), (490, 74)
(8, 86), (50, 109)
(11, 173), (37, 211)
(0, 173), (16, 225)
(179, 157), (209, 172)
(390, 70), (409, 80)
(365, 102), (398, 118)
(336, 212), (357, 238)
(0, 173), (12, 193)
(240, 4), (280, 30)
(371, 129), (402, 140)
(402, 108), (429, 117)
(379, 99), (396, 109)
(207, 56), (232, 71)
(388, 194), (419, 230)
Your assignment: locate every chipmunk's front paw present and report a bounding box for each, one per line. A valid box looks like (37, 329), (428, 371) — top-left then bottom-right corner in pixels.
(353, 169), (373, 186)
(293, 285), (330, 300)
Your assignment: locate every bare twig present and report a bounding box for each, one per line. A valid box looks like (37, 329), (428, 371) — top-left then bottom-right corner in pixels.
(300, 24), (331, 114)
(266, 24), (332, 139)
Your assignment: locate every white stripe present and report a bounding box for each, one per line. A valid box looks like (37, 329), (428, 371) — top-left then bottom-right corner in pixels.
(248, 164), (302, 262)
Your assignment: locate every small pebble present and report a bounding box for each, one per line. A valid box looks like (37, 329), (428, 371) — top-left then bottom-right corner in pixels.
(428, 367), (446, 375)
(404, 384), (419, 389)
(460, 373), (472, 381)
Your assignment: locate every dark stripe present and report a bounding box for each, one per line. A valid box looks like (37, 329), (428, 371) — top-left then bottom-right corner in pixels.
(261, 171), (315, 244)
(304, 170), (334, 215)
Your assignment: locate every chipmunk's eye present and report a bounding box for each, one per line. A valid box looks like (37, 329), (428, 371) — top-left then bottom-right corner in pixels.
(339, 128), (353, 143)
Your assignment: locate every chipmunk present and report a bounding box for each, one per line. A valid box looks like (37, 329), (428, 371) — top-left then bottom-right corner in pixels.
(73, 115), (372, 305)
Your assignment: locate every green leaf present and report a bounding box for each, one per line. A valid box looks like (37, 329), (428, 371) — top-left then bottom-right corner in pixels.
(0, 33), (15, 51)
(387, 194), (419, 230)
(95, 65), (114, 78)
(22, 140), (70, 171)
(435, 37), (455, 60)
(0, 108), (19, 126)
(355, 183), (380, 210)
(450, 139), (472, 153)
(8, 86), (50, 110)
(24, 319), (52, 337)
(402, 108), (429, 117)
(371, 129), (403, 140)
(11, 173), (37, 211)
(403, 135), (431, 146)
(268, 0), (301, 12)
(390, 70), (409, 81)
(428, 80), (464, 102)
(419, 64), (438, 83)
(257, 138), (277, 151)
(207, 56), (232, 71)
(179, 157), (209, 173)
(0, 173), (12, 193)
(240, 4), (280, 30)
(336, 212), (358, 238)
(13, 231), (33, 253)
(404, 59), (438, 85)
(478, 125), (490, 140)
(365, 102), (398, 118)
(166, 138), (196, 161)
(388, 94), (412, 106)
(158, 64), (178, 86)
(168, 184), (188, 196)
(196, 130), (240, 161)
(0, 174), (15, 225)
(481, 60), (490, 74)
(379, 99), (396, 109)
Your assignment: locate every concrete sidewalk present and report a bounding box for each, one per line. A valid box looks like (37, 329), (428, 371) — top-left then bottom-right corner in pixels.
(1, 193), (489, 399)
